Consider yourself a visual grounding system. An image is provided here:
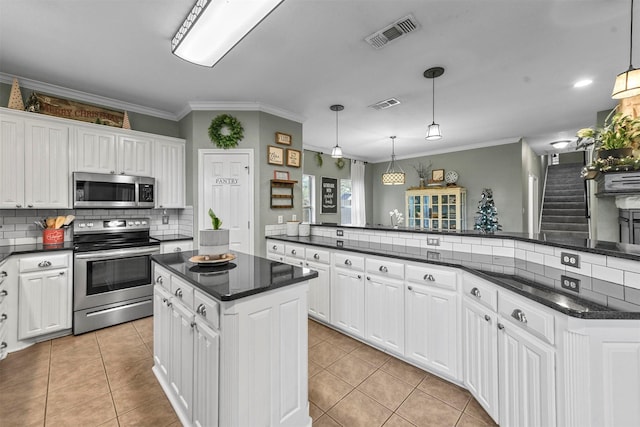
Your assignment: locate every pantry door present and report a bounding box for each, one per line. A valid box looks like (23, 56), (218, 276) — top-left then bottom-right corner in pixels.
(199, 149), (254, 255)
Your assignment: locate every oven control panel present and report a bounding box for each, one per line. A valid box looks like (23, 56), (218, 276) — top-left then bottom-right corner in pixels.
(74, 218), (150, 234)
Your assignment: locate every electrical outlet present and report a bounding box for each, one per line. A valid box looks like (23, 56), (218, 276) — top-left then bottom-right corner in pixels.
(561, 275), (580, 293)
(427, 251), (440, 261)
(336, 240), (344, 248)
(162, 215), (169, 225)
(278, 216), (283, 224)
(427, 237), (440, 246)
(560, 252), (580, 268)
(336, 229), (344, 236)
(292, 214), (297, 221)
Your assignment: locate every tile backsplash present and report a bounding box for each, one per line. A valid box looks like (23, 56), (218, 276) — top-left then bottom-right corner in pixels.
(0, 206), (194, 245)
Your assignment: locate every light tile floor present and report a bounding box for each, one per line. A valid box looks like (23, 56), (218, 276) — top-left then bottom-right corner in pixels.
(0, 317), (496, 427)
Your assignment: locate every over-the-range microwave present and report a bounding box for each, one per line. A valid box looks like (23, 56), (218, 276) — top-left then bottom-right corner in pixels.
(73, 172), (155, 209)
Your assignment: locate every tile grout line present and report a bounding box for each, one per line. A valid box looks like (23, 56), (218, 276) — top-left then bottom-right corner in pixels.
(96, 331), (122, 426)
(42, 340), (53, 427)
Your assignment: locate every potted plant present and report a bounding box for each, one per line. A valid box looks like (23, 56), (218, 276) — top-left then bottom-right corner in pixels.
(576, 108), (640, 159)
(199, 209), (229, 254)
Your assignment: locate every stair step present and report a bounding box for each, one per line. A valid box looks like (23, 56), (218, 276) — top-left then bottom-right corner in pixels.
(540, 230), (590, 240)
(545, 189), (585, 197)
(540, 222), (590, 232)
(541, 208), (586, 216)
(541, 215), (588, 224)
(544, 195), (585, 203)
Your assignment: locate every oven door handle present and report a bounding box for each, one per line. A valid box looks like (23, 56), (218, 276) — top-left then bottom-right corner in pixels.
(74, 246), (160, 260)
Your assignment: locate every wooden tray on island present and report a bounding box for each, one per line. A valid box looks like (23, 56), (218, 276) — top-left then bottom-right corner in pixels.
(189, 253), (236, 266)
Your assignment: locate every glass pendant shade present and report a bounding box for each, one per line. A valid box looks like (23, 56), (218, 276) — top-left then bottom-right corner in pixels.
(329, 104), (344, 158)
(612, 68), (640, 99)
(382, 136), (405, 185)
(425, 122), (442, 140)
(331, 145), (343, 158)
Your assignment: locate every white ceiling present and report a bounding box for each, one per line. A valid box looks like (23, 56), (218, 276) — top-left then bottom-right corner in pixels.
(0, 0), (631, 162)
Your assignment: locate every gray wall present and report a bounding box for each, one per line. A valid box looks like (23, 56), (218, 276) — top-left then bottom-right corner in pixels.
(370, 142), (525, 232)
(521, 139), (545, 231)
(302, 150), (352, 225)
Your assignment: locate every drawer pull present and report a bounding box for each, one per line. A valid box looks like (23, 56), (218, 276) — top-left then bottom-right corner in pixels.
(0, 271), (6, 278)
(0, 314), (7, 322)
(0, 342), (6, 350)
(291, 249), (297, 255)
(366, 276), (371, 281)
(196, 304), (207, 316)
(59, 272), (65, 276)
(497, 323), (505, 330)
(344, 259), (352, 266)
(423, 274), (435, 281)
(38, 261), (52, 268)
(0, 290), (7, 297)
(357, 274), (361, 279)
(313, 253), (320, 260)
(174, 288), (183, 298)
(156, 276), (164, 285)
(408, 286), (413, 291)
(174, 247), (182, 252)
(484, 314), (491, 322)
(470, 287), (481, 298)
(379, 265), (388, 273)
(190, 321), (197, 329)
(511, 309), (528, 324)
(272, 245), (277, 250)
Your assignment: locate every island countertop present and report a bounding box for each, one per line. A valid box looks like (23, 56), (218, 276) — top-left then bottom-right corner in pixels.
(152, 250), (318, 302)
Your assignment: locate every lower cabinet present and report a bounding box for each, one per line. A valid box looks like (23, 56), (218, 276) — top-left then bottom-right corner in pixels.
(331, 267), (365, 338)
(365, 273), (404, 355)
(306, 260), (330, 322)
(170, 299), (196, 419)
(193, 318), (219, 427)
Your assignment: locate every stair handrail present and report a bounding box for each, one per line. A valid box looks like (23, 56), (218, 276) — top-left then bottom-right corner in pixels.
(539, 163), (549, 234)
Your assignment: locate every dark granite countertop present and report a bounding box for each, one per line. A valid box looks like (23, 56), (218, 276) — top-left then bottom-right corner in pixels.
(267, 235), (640, 320)
(151, 234), (193, 243)
(152, 250), (318, 302)
(0, 242), (75, 263)
(310, 224), (640, 260)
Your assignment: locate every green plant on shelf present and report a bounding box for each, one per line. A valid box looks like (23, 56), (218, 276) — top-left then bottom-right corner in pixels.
(208, 209), (222, 230)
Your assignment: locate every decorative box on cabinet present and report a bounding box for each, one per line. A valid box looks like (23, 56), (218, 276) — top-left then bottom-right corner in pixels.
(406, 186), (466, 231)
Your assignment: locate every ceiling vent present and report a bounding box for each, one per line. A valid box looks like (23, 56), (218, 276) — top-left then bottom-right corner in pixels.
(369, 98), (401, 110)
(365, 14), (420, 49)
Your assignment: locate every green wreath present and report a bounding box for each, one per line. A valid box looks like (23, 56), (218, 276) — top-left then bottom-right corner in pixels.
(335, 158), (345, 169)
(208, 114), (244, 149)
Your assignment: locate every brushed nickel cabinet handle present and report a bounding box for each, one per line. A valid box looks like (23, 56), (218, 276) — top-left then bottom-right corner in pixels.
(344, 259), (352, 266)
(497, 323), (505, 330)
(379, 266), (388, 273)
(511, 309), (528, 323)
(174, 288), (183, 298)
(470, 287), (481, 298)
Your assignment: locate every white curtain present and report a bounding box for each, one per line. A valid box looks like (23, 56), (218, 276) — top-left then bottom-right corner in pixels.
(351, 160), (366, 226)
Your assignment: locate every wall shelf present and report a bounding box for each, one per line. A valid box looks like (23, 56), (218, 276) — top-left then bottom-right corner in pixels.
(270, 179), (297, 209)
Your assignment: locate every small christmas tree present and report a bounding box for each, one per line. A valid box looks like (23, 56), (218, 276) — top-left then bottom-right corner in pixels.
(474, 188), (502, 233)
(7, 78), (24, 110)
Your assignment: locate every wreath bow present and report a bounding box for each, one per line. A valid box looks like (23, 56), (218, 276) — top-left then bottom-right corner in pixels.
(208, 114), (244, 149)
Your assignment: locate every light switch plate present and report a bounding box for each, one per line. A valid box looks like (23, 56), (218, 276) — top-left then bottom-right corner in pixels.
(560, 275), (580, 293)
(427, 251), (441, 261)
(427, 237), (440, 246)
(336, 240), (344, 248)
(278, 216), (283, 224)
(561, 252), (580, 268)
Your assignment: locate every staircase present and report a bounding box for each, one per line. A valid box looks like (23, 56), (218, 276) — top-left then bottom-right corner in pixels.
(540, 163), (590, 240)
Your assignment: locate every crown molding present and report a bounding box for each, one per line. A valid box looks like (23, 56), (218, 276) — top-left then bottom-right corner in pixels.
(179, 101), (306, 123)
(0, 73), (178, 121)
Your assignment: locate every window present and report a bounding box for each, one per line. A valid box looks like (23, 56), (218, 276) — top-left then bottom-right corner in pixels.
(302, 174), (315, 223)
(340, 179), (352, 225)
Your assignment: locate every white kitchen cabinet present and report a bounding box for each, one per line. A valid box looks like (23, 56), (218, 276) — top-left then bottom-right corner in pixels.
(462, 297), (499, 423)
(306, 259), (330, 322)
(0, 113), (70, 209)
(118, 135), (153, 176)
(18, 253), (72, 340)
(193, 317), (219, 427)
(497, 315), (556, 427)
(153, 285), (173, 378)
(266, 241), (285, 262)
(170, 298), (195, 419)
(161, 240), (194, 254)
(331, 266), (365, 338)
(155, 138), (185, 208)
(0, 261), (8, 361)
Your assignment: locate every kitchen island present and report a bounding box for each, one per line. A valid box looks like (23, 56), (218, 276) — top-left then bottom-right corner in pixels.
(151, 251), (318, 427)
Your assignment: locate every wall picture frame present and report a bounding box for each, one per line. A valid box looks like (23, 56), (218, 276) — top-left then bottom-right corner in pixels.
(273, 170), (289, 180)
(286, 148), (302, 168)
(432, 169), (445, 182)
(275, 132), (292, 145)
(268, 145), (284, 165)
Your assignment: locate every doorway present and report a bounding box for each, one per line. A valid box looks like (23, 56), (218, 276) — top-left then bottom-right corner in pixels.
(528, 173), (539, 235)
(198, 149), (254, 255)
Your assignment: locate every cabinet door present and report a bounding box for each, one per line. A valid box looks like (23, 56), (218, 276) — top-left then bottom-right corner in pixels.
(75, 127), (117, 174)
(170, 299), (195, 419)
(18, 268), (71, 339)
(405, 283), (458, 380)
(193, 318), (219, 427)
(462, 298), (499, 423)
(498, 318), (556, 427)
(118, 135), (153, 176)
(331, 268), (364, 338)
(0, 114), (24, 208)
(306, 261), (330, 322)
(153, 286), (173, 379)
(24, 120), (70, 208)
(365, 275), (404, 354)
(155, 139), (185, 208)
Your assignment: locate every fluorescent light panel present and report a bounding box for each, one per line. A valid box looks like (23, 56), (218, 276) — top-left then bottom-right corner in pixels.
(172, 0), (285, 67)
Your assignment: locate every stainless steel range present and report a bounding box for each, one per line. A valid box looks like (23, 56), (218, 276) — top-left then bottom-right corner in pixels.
(73, 218), (160, 334)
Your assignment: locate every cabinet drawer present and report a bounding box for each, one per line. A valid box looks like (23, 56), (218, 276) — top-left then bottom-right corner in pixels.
(305, 247), (330, 265)
(406, 263), (456, 290)
(366, 257), (404, 280)
(267, 241), (285, 255)
(462, 274), (498, 311)
(171, 277), (194, 310)
(285, 244), (305, 260)
(499, 291), (555, 345)
(194, 290), (220, 330)
(161, 240), (193, 254)
(19, 252), (69, 273)
(334, 252), (364, 271)
(153, 264), (172, 290)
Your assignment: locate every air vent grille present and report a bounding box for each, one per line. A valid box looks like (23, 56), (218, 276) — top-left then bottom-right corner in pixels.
(369, 98), (401, 110)
(365, 14), (420, 49)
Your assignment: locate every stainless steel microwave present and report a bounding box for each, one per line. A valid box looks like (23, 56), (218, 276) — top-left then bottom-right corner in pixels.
(73, 172), (155, 209)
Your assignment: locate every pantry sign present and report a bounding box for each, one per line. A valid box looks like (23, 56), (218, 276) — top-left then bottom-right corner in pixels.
(30, 93), (124, 128)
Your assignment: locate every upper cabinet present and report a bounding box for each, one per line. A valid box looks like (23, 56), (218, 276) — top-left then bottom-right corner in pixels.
(0, 112), (70, 209)
(154, 138), (185, 208)
(75, 128), (153, 176)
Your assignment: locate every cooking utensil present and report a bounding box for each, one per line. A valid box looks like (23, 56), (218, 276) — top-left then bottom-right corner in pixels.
(45, 217), (55, 229)
(34, 220), (45, 229)
(54, 216), (66, 229)
(63, 214), (75, 226)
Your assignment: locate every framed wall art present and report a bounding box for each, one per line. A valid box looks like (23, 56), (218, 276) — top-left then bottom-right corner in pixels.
(286, 149), (302, 168)
(268, 145), (284, 165)
(275, 132), (292, 145)
(273, 170), (290, 180)
(432, 169), (445, 182)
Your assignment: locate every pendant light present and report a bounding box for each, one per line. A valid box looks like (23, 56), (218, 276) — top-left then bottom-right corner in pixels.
(612, 0), (640, 99)
(330, 104), (344, 158)
(424, 67), (445, 140)
(382, 136), (405, 185)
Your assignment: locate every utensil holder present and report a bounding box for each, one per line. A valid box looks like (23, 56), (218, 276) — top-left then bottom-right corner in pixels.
(43, 229), (64, 245)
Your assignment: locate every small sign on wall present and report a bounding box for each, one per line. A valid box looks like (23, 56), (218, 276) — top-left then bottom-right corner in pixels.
(321, 177), (337, 214)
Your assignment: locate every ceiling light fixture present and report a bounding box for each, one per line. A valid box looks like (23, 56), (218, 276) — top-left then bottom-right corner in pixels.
(330, 104), (344, 158)
(612, 0), (640, 98)
(424, 67), (445, 140)
(171, 0), (285, 67)
(573, 79), (593, 88)
(550, 140), (571, 149)
(382, 136), (405, 185)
